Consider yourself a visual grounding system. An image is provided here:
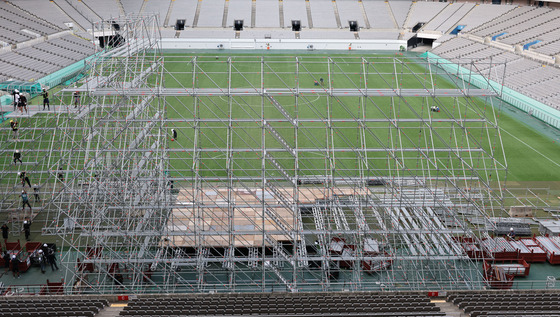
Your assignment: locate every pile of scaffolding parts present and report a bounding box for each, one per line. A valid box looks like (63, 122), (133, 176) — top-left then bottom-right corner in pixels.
(328, 237), (392, 273)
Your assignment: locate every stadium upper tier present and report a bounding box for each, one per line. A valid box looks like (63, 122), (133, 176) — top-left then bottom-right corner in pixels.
(0, 1), (544, 41)
(2, 1), (560, 55)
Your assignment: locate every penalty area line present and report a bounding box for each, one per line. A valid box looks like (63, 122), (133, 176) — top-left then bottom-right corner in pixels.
(499, 126), (560, 170)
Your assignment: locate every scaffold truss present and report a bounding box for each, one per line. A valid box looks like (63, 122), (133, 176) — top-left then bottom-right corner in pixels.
(32, 15), (510, 294)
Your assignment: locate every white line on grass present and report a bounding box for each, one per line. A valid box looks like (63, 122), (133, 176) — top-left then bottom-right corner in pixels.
(219, 94), (322, 107)
(500, 127), (560, 169)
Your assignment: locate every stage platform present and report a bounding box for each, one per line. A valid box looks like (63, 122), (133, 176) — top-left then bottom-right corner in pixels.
(165, 187), (362, 248)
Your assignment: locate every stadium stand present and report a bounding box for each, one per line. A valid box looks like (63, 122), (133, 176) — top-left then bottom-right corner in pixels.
(469, 6), (542, 38)
(0, 2), (62, 37)
(197, 0), (226, 28)
(337, 0), (368, 29)
(432, 38), (521, 66)
(120, 293), (448, 316)
(255, 0), (280, 28)
(0, 34), (94, 82)
(430, 35), (560, 109)
(168, 0), (199, 29)
(0, 4), (64, 46)
(79, 0), (122, 21)
(120, 0), (143, 17)
(309, 0), (338, 28)
(0, 297), (109, 317)
(433, 34), (455, 46)
(533, 35), (560, 56)
(404, 1), (448, 29)
(422, 2), (475, 34)
(226, 0), (253, 28)
(449, 293), (560, 317)
(431, 37), (479, 56)
(362, 1), (397, 29)
(7, 0), (70, 30)
(454, 4), (516, 33)
(50, 0), (94, 31)
(258, 0), (281, 28)
(0, 21), (36, 45)
(141, 0), (171, 25)
(388, 0), (412, 29)
(498, 10), (560, 45)
(283, 0), (309, 28)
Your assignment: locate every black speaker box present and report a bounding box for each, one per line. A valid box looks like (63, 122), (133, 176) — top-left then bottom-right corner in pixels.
(234, 20), (244, 31)
(291, 20), (301, 31)
(349, 21), (358, 32)
(175, 19), (185, 30)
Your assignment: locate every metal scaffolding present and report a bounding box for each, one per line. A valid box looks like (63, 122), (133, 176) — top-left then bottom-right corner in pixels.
(32, 15), (510, 294)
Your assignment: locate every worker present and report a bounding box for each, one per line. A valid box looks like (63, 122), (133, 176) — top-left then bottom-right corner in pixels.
(73, 90), (80, 108)
(37, 249), (46, 273)
(508, 228), (516, 239)
(13, 150), (22, 165)
(23, 220), (31, 241)
(11, 255), (20, 278)
(21, 190), (31, 212)
(57, 166), (64, 182)
(33, 184), (40, 202)
(13, 89), (19, 111)
(19, 93), (28, 114)
(46, 244), (59, 271)
(1, 223), (8, 245)
(42, 88), (50, 111)
(10, 120), (19, 140)
(172, 129), (177, 140)
(19, 171), (31, 188)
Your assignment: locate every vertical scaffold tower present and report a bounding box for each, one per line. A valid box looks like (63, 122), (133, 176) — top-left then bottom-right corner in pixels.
(43, 15), (509, 294)
(44, 14), (170, 293)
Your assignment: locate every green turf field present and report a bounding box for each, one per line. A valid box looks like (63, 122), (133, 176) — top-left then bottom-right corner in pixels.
(2, 52), (560, 199)
(160, 53), (560, 187)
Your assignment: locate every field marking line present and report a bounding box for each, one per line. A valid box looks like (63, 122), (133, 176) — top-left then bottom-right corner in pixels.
(218, 94), (321, 107)
(499, 127), (560, 169)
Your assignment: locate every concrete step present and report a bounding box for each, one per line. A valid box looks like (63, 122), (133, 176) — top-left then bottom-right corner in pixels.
(432, 300), (467, 317)
(96, 304), (126, 317)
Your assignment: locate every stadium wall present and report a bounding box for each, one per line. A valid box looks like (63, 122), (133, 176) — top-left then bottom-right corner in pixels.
(161, 38), (406, 51)
(423, 51), (560, 130)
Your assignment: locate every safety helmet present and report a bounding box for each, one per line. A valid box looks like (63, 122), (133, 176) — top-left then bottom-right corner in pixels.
(510, 228), (514, 231)
(38, 249), (43, 253)
(15, 150), (19, 153)
(10, 120), (13, 123)
(11, 255), (15, 259)
(23, 221), (27, 224)
(43, 244), (48, 247)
